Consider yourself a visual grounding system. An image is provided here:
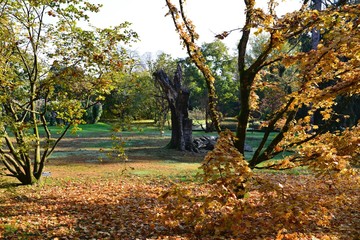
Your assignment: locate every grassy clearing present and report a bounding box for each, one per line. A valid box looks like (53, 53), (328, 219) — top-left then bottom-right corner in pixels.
(4, 121), (291, 184)
(3, 121), (293, 180)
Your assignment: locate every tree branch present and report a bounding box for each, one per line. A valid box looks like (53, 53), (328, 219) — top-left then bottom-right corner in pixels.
(251, 97), (295, 164)
(165, 0), (221, 133)
(249, 106), (297, 168)
(44, 123), (71, 159)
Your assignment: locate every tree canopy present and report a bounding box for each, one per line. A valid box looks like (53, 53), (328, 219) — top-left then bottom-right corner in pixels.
(0, 0), (137, 184)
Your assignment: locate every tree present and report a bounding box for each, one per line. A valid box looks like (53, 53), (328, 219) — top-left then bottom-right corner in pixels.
(101, 69), (156, 126)
(165, 0), (359, 169)
(154, 64), (194, 151)
(182, 41), (239, 131)
(147, 53), (178, 131)
(0, 0), (137, 185)
(101, 52), (178, 131)
(160, 1), (359, 236)
(202, 41), (239, 117)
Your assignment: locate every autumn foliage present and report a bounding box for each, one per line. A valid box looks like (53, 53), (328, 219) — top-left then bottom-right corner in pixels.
(165, 0), (360, 166)
(157, 131), (359, 238)
(158, 174), (359, 239)
(159, 0), (360, 238)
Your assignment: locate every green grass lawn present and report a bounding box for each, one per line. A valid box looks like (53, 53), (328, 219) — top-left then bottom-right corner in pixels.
(2, 121), (295, 186)
(0, 119), (306, 184)
(40, 121), (287, 163)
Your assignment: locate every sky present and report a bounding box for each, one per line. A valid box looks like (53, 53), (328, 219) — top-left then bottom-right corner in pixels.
(87, 0), (302, 58)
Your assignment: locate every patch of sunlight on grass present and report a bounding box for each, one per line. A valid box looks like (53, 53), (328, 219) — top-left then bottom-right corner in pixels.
(126, 162), (201, 178)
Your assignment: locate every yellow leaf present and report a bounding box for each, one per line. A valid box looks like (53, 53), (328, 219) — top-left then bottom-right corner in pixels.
(304, 116), (311, 123)
(323, 113), (331, 120)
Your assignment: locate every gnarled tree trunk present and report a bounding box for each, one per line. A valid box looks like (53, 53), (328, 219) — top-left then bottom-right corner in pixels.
(153, 64), (193, 151)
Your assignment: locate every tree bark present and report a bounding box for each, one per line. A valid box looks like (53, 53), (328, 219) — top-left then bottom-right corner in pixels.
(311, 0), (322, 50)
(153, 64), (194, 151)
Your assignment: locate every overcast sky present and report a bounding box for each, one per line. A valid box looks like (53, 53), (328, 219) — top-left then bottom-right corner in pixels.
(88, 0), (301, 58)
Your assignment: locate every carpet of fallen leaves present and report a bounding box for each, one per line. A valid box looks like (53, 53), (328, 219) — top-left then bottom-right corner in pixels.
(1, 171), (359, 239)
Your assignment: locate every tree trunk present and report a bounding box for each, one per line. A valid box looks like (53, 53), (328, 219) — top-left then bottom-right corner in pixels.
(153, 64), (194, 151)
(235, 72), (252, 155)
(311, 0), (321, 50)
(311, 0), (322, 127)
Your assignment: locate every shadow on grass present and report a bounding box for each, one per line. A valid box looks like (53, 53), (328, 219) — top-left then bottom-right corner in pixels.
(0, 181), (20, 189)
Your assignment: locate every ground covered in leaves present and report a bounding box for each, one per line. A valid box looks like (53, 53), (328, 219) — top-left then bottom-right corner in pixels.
(1, 165), (359, 239)
(1, 125), (359, 239)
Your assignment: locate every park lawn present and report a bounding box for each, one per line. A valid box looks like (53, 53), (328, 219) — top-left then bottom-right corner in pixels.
(1, 122), (359, 239)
